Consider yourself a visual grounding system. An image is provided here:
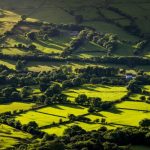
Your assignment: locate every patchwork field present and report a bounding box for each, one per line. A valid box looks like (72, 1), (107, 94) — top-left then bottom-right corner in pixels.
(0, 124), (32, 149)
(42, 121), (116, 136)
(0, 0), (150, 149)
(87, 101), (150, 127)
(16, 104), (88, 127)
(0, 102), (35, 113)
(63, 84), (128, 101)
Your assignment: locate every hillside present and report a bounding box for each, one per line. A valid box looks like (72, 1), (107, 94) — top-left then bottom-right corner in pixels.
(0, 0), (150, 149)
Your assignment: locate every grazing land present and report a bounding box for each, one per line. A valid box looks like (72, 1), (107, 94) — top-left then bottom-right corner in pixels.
(0, 0), (150, 149)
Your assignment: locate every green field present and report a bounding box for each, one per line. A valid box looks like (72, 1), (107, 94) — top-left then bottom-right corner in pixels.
(86, 101), (150, 127)
(63, 84), (127, 101)
(0, 124), (32, 149)
(0, 102), (35, 113)
(16, 104), (88, 127)
(42, 121), (116, 136)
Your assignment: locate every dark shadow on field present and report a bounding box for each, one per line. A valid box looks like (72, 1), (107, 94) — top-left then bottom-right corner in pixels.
(34, 110), (66, 118)
(0, 134), (30, 143)
(118, 108), (150, 113)
(50, 105), (64, 110)
(110, 123), (135, 127)
(106, 106), (123, 114)
(36, 39), (63, 50)
(63, 103), (84, 109)
(91, 112), (105, 117)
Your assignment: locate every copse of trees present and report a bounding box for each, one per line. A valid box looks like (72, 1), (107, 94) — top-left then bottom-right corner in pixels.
(75, 66), (118, 77)
(133, 40), (148, 55)
(19, 123), (150, 150)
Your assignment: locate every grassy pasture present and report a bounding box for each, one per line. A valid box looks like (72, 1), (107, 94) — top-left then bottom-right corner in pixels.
(0, 124), (32, 149)
(42, 121), (115, 136)
(143, 85), (150, 92)
(37, 104), (88, 117)
(0, 9), (20, 35)
(130, 94), (149, 101)
(86, 101), (150, 127)
(0, 59), (16, 69)
(0, 102), (35, 114)
(16, 110), (66, 127)
(16, 104), (88, 127)
(63, 84), (127, 102)
(83, 21), (139, 41)
(1, 48), (31, 56)
(115, 101), (150, 111)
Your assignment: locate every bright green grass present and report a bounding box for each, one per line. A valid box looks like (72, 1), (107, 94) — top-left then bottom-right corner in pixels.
(130, 94), (149, 101)
(1, 48), (31, 56)
(27, 61), (104, 72)
(37, 104), (88, 117)
(0, 124), (32, 149)
(0, 10), (20, 35)
(16, 104), (88, 127)
(0, 102), (35, 114)
(86, 102), (150, 127)
(32, 34), (70, 54)
(0, 59), (16, 69)
(76, 52), (106, 58)
(42, 121), (115, 136)
(27, 61), (61, 72)
(115, 101), (150, 111)
(143, 85), (150, 92)
(63, 84), (127, 102)
(16, 110), (67, 127)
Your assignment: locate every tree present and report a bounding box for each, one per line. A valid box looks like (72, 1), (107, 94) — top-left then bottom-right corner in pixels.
(75, 94), (88, 105)
(20, 86), (32, 98)
(63, 125), (86, 136)
(27, 32), (37, 40)
(62, 80), (73, 89)
(38, 140), (65, 150)
(45, 83), (61, 97)
(28, 121), (38, 129)
(15, 60), (25, 71)
(88, 106), (95, 113)
(127, 80), (142, 93)
(139, 119), (150, 127)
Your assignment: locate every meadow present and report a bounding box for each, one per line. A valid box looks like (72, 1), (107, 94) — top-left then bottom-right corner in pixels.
(0, 124), (32, 149)
(0, 102), (35, 113)
(0, 0), (150, 149)
(16, 104), (88, 127)
(63, 84), (127, 101)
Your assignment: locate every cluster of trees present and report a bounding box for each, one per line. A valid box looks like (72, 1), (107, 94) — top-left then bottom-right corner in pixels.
(61, 30), (85, 56)
(75, 94), (113, 111)
(75, 66), (118, 77)
(0, 85), (35, 103)
(14, 43), (37, 51)
(62, 77), (84, 89)
(133, 40), (148, 55)
(127, 80), (142, 94)
(39, 25), (60, 39)
(90, 77), (126, 85)
(16, 124), (150, 150)
(0, 112), (44, 137)
(86, 30), (118, 54)
(92, 56), (150, 67)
